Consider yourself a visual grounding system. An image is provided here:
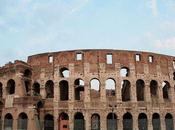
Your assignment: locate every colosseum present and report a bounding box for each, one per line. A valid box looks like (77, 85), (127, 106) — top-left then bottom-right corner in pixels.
(0, 49), (175, 130)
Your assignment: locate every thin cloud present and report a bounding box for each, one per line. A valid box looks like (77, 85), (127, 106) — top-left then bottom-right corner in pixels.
(154, 37), (175, 49)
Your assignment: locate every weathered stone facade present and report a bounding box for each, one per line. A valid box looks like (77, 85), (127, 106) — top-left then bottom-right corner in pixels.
(0, 49), (175, 130)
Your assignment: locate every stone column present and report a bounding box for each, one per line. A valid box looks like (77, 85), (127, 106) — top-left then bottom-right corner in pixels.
(68, 111), (74, 130)
(100, 113), (107, 130)
(131, 80), (137, 102)
(133, 114), (138, 130)
(85, 111), (90, 130)
(145, 80), (151, 102)
(117, 114), (123, 130)
(160, 115), (166, 130)
(116, 78), (122, 102)
(148, 114), (153, 130)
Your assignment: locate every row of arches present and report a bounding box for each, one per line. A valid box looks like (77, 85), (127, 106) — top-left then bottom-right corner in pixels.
(43, 112), (174, 130)
(0, 78), (172, 102)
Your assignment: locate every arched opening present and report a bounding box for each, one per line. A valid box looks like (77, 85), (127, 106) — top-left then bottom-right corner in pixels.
(90, 79), (100, 100)
(59, 80), (69, 101)
(121, 80), (131, 101)
(74, 79), (84, 100)
(0, 101), (3, 129)
(44, 114), (54, 130)
(60, 67), (70, 78)
(24, 69), (32, 78)
(123, 112), (133, 130)
(152, 113), (161, 130)
(74, 112), (85, 130)
(7, 79), (15, 95)
(138, 113), (148, 130)
(120, 67), (130, 77)
(0, 82), (2, 98)
(150, 80), (158, 100)
(136, 79), (145, 101)
(165, 113), (174, 130)
(45, 80), (54, 98)
(24, 80), (30, 96)
(173, 72), (175, 80)
(32, 82), (40, 96)
(59, 112), (69, 130)
(107, 113), (117, 130)
(105, 79), (116, 97)
(162, 81), (170, 100)
(91, 114), (100, 130)
(4, 113), (13, 130)
(17, 113), (28, 130)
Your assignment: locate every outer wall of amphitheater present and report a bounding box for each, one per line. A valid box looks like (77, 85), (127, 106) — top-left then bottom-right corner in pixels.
(0, 49), (175, 130)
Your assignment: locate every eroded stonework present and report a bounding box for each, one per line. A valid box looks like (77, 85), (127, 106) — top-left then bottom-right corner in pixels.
(0, 49), (175, 130)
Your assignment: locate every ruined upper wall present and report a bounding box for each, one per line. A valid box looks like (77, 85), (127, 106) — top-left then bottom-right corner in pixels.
(27, 49), (175, 76)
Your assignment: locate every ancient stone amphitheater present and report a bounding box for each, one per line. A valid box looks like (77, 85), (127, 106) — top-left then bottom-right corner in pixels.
(0, 49), (175, 130)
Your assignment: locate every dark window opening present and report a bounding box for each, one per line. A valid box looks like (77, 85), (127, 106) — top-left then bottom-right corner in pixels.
(120, 67), (130, 77)
(45, 80), (54, 98)
(152, 113), (160, 130)
(123, 113), (133, 130)
(75, 79), (84, 100)
(136, 79), (145, 101)
(121, 80), (131, 101)
(24, 80), (31, 96)
(162, 81), (170, 99)
(4, 113), (13, 130)
(24, 69), (32, 78)
(18, 113), (28, 130)
(60, 67), (70, 78)
(105, 79), (116, 97)
(138, 113), (148, 130)
(165, 113), (174, 130)
(44, 114), (54, 130)
(59, 80), (69, 101)
(33, 82), (40, 96)
(74, 112), (85, 130)
(173, 72), (175, 80)
(91, 114), (100, 130)
(7, 79), (15, 95)
(150, 80), (158, 97)
(0, 82), (2, 98)
(90, 79), (100, 99)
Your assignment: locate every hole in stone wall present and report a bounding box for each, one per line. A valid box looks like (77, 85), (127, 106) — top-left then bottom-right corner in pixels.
(120, 67), (130, 77)
(150, 80), (158, 96)
(90, 79), (100, 99)
(173, 72), (175, 80)
(59, 80), (69, 101)
(121, 80), (131, 101)
(33, 82), (40, 96)
(105, 79), (116, 96)
(7, 79), (15, 95)
(135, 54), (141, 61)
(24, 69), (32, 78)
(45, 80), (54, 98)
(136, 79), (145, 101)
(74, 79), (84, 100)
(60, 67), (70, 78)
(106, 54), (113, 64)
(162, 81), (170, 99)
(0, 82), (2, 98)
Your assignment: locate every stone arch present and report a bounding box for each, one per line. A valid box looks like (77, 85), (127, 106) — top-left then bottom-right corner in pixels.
(162, 81), (170, 100)
(120, 67), (130, 77)
(23, 69), (32, 78)
(152, 113), (161, 130)
(59, 112), (69, 130)
(45, 80), (54, 98)
(138, 113), (148, 130)
(7, 79), (15, 95)
(91, 113), (100, 130)
(105, 78), (116, 97)
(123, 112), (133, 130)
(136, 79), (145, 101)
(44, 114), (54, 130)
(74, 112), (85, 130)
(17, 112), (28, 130)
(4, 113), (13, 130)
(107, 113), (117, 130)
(90, 78), (100, 99)
(59, 67), (70, 78)
(165, 113), (174, 130)
(59, 80), (69, 101)
(150, 80), (158, 100)
(32, 82), (40, 96)
(121, 80), (131, 101)
(74, 78), (85, 100)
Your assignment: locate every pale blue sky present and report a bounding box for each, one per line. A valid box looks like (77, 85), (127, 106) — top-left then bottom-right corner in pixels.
(0, 0), (175, 66)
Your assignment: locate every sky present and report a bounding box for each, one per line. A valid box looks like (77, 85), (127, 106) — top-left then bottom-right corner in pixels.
(0, 0), (175, 66)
